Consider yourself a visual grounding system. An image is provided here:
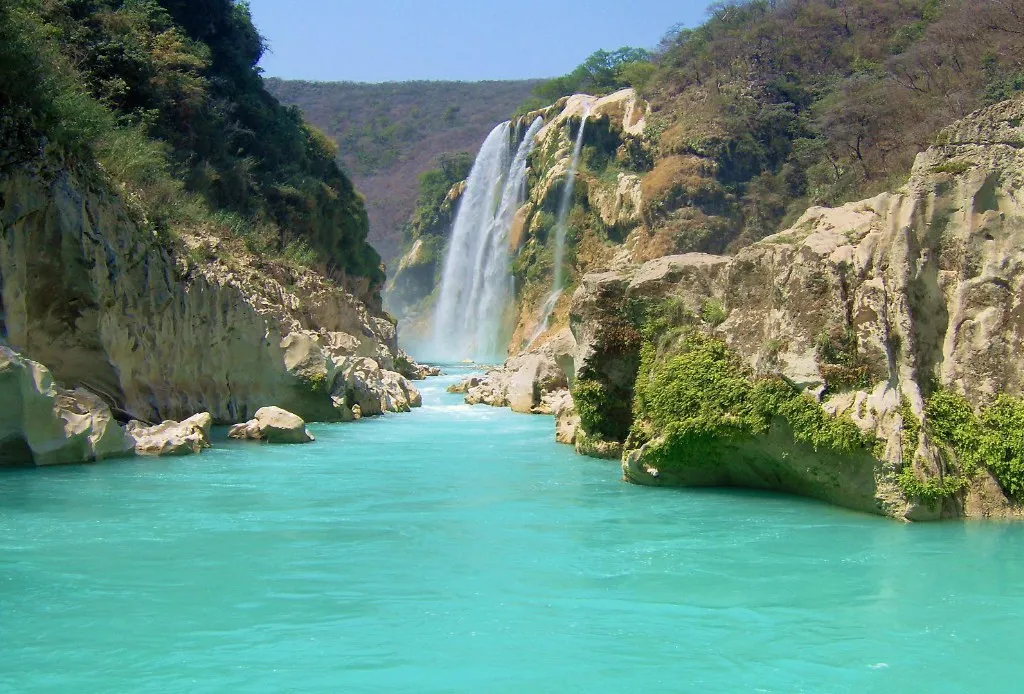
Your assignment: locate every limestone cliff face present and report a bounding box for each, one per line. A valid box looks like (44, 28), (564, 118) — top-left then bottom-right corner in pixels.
(0, 346), (131, 465)
(447, 96), (1024, 520)
(508, 89), (649, 352)
(384, 181), (466, 347)
(0, 157), (420, 458)
(564, 96), (1024, 520)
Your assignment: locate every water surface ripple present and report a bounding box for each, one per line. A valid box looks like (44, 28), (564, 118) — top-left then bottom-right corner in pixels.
(2, 370), (1023, 692)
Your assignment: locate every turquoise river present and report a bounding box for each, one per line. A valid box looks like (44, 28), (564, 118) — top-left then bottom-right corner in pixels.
(2, 369), (1024, 692)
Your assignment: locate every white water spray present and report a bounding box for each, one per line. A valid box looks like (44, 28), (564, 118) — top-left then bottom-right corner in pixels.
(529, 110), (589, 346)
(431, 117), (544, 361)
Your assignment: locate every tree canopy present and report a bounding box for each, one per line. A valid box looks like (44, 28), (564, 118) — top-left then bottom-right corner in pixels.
(517, 47), (655, 114)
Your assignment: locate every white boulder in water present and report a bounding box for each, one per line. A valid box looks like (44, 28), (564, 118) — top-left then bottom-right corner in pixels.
(228, 406), (315, 444)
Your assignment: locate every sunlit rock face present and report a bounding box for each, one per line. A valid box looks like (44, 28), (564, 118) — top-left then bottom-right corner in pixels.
(567, 96), (1024, 520)
(0, 158), (417, 431)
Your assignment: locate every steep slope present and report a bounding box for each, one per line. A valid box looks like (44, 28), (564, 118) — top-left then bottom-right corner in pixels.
(390, 0), (1024, 380)
(0, 0), (422, 466)
(386, 88), (652, 352)
(267, 79), (540, 264)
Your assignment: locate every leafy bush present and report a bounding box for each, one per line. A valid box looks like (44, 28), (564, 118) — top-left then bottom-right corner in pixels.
(896, 467), (970, 510)
(631, 330), (875, 472)
(700, 299), (727, 327)
(918, 390), (1024, 501)
(0, 0), (113, 165)
(405, 152), (472, 242)
(897, 389), (1024, 506)
(572, 378), (633, 442)
(519, 47), (654, 113)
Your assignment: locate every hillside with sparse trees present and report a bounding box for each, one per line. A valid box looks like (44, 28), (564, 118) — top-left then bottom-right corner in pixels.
(267, 79), (540, 264)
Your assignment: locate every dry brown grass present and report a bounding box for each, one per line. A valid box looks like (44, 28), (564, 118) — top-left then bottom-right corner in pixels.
(652, 89), (728, 157)
(641, 155), (711, 205)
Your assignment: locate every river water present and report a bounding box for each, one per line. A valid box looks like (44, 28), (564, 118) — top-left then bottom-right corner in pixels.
(2, 369), (1023, 692)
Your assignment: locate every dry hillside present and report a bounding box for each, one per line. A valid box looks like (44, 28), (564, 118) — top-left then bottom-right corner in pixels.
(267, 79), (540, 264)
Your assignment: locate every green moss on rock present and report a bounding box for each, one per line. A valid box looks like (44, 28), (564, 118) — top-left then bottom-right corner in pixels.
(631, 330), (876, 475)
(572, 379), (633, 442)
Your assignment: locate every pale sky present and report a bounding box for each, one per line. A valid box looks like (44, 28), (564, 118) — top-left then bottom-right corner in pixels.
(247, 0), (712, 82)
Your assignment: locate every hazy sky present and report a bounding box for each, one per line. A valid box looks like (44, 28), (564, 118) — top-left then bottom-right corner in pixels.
(247, 0), (712, 82)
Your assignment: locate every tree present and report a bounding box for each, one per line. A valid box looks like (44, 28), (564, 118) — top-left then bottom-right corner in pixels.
(527, 46), (655, 106)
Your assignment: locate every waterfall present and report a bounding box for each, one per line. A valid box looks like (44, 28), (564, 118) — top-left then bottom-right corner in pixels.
(529, 110), (589, 347)
(431, 116), (544, 362)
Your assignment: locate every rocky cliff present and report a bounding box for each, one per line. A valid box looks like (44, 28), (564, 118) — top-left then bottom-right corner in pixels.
(0, 0), (429, 467)
(387, 88), (652, 353)
(0, 156), (422, 466)
(451, 95), (1024, 521)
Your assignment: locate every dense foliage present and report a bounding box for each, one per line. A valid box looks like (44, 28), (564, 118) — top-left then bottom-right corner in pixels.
(406, 152), (473, 243)
(900, 390), (1024, 504)
(638, 0), (1024, 251)
(516, 47), (655, 115)
(572, 378), (634, 442)
(0, 0), (382, 285)
(630, 331), (874, 473)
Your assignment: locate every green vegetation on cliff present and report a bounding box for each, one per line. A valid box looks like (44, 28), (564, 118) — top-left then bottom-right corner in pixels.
(630, 331), (875, 473)
(516, 47), (654, 115)
(407, 152), (472, 243)
(0, 0), (381, 286)
(635, 0), (1024, 253)
(267, 79), (539, 263)
(899, 390), (1024, 505)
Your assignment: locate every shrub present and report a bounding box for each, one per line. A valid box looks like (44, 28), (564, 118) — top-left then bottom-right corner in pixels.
(897, 389), (1024, 504)
(641, 155), (726, 218)
(631, 330), (874, 472)
(1, 0), (383, 286)
(700, 298), (727, 327)
(572, 378), (633, 442)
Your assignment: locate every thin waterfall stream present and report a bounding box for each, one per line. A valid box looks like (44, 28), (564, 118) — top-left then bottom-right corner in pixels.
(529, 109), (589, 346)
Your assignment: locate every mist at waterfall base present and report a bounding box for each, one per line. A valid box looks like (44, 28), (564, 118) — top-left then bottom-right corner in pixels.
(4, 371), (1024, 692)
(529, 112), (589, 347)
(427, 117), (544, 363)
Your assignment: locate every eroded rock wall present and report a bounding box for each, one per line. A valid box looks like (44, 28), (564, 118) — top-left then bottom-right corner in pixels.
(567, 96), (1024, 519)
(0, 159), (419, 436)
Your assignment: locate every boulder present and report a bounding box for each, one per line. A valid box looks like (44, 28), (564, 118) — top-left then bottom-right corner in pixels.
(227, 419), (262, 441)
(454, 332), (576, 413)
(551, 391), (580, 445)
(0, 347), (133, 466)
(447, 377), (480, 394)
(254, 406), (315, 444)
(181, 412), (213, 438)
(127, 416), (211, 456)
(335, 357), (422, 416)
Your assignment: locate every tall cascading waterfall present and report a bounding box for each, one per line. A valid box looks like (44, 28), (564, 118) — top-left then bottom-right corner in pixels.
(528, 109), (589, 346)
(431, 116), (544, 361)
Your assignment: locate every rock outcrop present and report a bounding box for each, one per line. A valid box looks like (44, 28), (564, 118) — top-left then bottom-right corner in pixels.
(0, 345), (215, 463)
(565, 96), (1024, 520)
(0, 158), (419, 430)
(451, 329), (576, 414)
(229, 406), (315, 444)
(127, 413), (212, 456)
(0, 346), (133, 465)
(385, 89), (653, 352)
